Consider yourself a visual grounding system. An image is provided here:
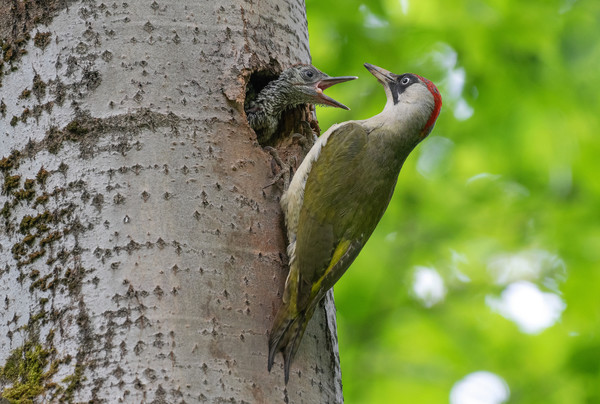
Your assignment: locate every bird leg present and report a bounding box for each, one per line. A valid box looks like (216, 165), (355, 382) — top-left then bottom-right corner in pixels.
(263, 108), (319, 190)
(264, 116), (317, 190)
(290, 120), (318, 152)
(263, 146), (296, 191)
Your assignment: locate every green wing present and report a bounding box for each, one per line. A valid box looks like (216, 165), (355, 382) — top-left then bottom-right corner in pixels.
(294, 122), (374, 307)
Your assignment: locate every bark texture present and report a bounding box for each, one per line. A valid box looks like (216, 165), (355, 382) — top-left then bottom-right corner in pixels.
(0, 0), (342, 402)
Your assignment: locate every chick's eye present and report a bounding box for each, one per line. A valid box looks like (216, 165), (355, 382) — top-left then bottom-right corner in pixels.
(305, 70), (314, 78)
(401, 77), (410, 85)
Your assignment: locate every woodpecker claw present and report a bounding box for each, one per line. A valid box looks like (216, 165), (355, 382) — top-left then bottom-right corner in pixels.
(289, 120), (317, 152)
(263, 146), (295, 190)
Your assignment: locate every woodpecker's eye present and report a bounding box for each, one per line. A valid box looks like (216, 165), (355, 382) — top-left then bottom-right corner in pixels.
(401, 77), (410, 85)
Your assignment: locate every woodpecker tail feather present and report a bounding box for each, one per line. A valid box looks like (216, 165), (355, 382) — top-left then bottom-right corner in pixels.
(268, 303), (313, 384)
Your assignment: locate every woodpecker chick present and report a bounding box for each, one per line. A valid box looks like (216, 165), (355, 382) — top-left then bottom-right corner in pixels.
(268, 63), (442, 383)
(245, 64), (357, 143)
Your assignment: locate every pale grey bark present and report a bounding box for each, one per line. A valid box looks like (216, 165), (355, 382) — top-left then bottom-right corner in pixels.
(0, 0), (342, 402)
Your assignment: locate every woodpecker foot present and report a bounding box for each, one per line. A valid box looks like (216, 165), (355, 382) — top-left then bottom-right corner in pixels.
(263, 146), (296, 190)
(290, 120), (317, 152)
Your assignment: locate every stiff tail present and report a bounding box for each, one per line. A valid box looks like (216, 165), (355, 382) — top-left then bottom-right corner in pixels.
(267, 303), (312, 384)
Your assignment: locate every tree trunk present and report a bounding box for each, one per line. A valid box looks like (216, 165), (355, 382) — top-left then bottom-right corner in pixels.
(0, 0), (342, 402)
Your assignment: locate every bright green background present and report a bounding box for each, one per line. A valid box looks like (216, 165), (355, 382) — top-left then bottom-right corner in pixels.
(305, 0), (600, 402)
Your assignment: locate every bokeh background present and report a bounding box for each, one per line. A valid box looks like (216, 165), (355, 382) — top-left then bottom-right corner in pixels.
(305, 0), (600, 402)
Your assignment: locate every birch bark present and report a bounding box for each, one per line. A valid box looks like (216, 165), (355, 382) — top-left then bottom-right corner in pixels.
(0, 0), (342, 402)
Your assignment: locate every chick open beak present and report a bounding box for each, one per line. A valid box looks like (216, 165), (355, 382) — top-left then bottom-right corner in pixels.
(364, 63), (396, 85)
(314, 75), (357, 110)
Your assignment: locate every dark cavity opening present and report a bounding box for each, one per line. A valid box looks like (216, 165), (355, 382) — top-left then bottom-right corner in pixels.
(244, 69), (278, 114)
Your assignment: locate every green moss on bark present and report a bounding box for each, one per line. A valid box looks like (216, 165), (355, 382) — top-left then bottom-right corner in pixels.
(0, 342), (57, 403)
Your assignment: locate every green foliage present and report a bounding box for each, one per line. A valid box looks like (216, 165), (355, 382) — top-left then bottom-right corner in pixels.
(306, 0), (600, 402)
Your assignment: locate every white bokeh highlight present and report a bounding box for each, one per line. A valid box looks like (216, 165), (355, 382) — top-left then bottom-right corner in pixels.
(465, 172), (531, 200)
(416, 136), (454, 179)
(486, 281), (566, 334)
(359, 4), (389, 28)
(412, 266), (447, 307)
(487, 249), (566, 291)
(486, 248), (566, 333)
(450, 371), (510, 404)
(454, 98), (475, 121)
(466, 172), (502, 185)
(400, 0), (410, 14)
(450, 249), (471, 283)
(431, 43), (474, 121)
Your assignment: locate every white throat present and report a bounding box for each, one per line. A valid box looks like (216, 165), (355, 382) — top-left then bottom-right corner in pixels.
(361, 83), (433, 133)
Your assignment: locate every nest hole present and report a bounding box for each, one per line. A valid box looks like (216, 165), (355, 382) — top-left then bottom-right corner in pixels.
(244, 69), (278, 111)
(245, 68), (316, 146)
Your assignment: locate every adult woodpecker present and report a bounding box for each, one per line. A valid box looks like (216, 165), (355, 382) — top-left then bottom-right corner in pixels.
(268, 63), (442, 383)
(245, 64), (357, 143)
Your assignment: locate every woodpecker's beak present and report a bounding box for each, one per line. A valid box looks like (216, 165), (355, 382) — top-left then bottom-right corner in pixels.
(364, 63), (396, 85)
(314, 75), (357, 110)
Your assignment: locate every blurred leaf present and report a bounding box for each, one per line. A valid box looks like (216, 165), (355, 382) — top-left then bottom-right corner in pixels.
(306, 0), (600, 402)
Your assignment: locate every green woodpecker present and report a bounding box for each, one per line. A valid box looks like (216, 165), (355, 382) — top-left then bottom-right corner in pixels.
(245, 64), (357, 143)
(268, 63), (442, 383)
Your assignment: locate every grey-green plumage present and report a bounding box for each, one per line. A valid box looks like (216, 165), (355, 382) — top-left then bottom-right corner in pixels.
(268, 64), (443, 383)
(296, 123), (406, 295)
(245, 64), (356, 143)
